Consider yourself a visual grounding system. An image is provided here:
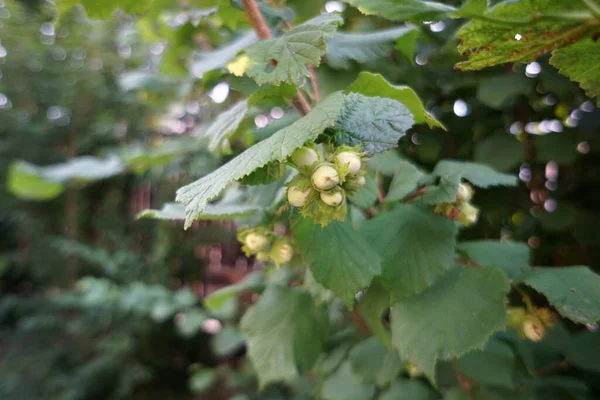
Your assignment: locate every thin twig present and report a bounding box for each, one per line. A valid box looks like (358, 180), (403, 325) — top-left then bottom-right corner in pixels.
(241, 0), (272, 40)
(534, 359), (571, 376)
(456, 257), (483, 269)
(513, 284), (535, 312)
(451, 361), (475, 400)
(402, 187), (427, 203)
(240, 0), (311, 116)
(307, 65), (321, 104)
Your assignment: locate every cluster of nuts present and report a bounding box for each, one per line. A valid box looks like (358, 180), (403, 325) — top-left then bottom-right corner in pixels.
(286, 144), (367, 226)
(507, 306), (555, 342)
(433, 183), (479, 227)
(237, 227), (294, 267)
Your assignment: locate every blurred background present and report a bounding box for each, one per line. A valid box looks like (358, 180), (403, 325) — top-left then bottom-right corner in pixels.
(1, 0), (600, 399)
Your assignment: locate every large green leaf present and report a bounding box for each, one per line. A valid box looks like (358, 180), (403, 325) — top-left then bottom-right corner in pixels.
(343, 0), (456, 22)
(521, 266), (600, 324)
(451, 0), (488, 18)
(202, 100), (249, 152)
(326, 26), (415, 69)
(385, 159), (424, 202)
(348, 336), (402, 387)
(247, 83), (297, 106)
(176, 91), (345, 228)
(7, 161), (65, 201)
(293, 217), (381, 308)
(230, 13), (343, 85)
(420, 171), (461, 205)
(390, 267), (509, 380)
(136, 202), (261, 221)
(356, 281), (392, 347)
(421, 159), (518, 204)
(457, 240), (531, 280)
(191, 32), (258, 78)
(455, 0), (598, 71)
(240, 285), (328, 387)
(334, 93), (414, 155)
(362, 205), (457, 301)
(550, 39), (600, 105)
(321, 361), (376, 400)
(345, 72), (444, 129)
(7, 157), (124, 201)
(236, 161), (286, 186)
(35, 156), (124, 182)
(379, 380), (437, 400)
(457, 340), (516, 389)
(432, 160), (518, 188)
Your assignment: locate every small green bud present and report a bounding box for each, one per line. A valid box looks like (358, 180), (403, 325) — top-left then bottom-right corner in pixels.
(277, 243), (293, 263)
(287, 186), (310, 207)
(312, 164), (340, 191)
(269, 239), (294, 266)
(245, 232), (269, 252)
(507, 307), (526, 331)
(320, 190), (344, 207)
(335, 151), (361, 175)
(291, 147), (319, 169)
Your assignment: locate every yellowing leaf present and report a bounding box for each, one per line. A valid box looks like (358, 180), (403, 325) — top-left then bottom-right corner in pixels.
(227, 55), (252, 77)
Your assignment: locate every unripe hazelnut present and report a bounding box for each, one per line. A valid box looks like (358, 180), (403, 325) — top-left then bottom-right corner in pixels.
(356, 175), (366, 187)
(507, 307), (526, 330)
(335, 151), (361, 175)
(522, 315), (545, 342)
(287, 186), (310, 207)
(311, 164), (340, 191)
(457, 183), (473, 202)
(277, 243), (294, 263)
(458, 202), (479, 226)
(291, 147), (319, 169)
(320, 190), (344, 207)
(245, 232), (269, 252)
(406, 363), (423, 378)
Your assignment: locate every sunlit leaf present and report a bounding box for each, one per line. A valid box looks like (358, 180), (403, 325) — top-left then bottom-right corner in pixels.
(176, 92), (345, 228)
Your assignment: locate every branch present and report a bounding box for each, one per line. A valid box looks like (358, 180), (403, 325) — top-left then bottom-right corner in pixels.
(402, 187), (427, 203)
(451, 361), (475, 400)
(241, 0), (272, 40)
(307, 65), (321, 104)
(240, 0), (311, 115)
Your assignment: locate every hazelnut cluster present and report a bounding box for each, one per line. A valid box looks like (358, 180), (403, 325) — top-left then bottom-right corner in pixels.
(285, 144), (367, 226)
(237, 227), (293, 267)
(507, 306), (555, 342)
(433, 183), (479, 227)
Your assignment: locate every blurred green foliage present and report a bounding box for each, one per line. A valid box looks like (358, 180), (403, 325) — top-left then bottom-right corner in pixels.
(1, 0), (600, 399)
